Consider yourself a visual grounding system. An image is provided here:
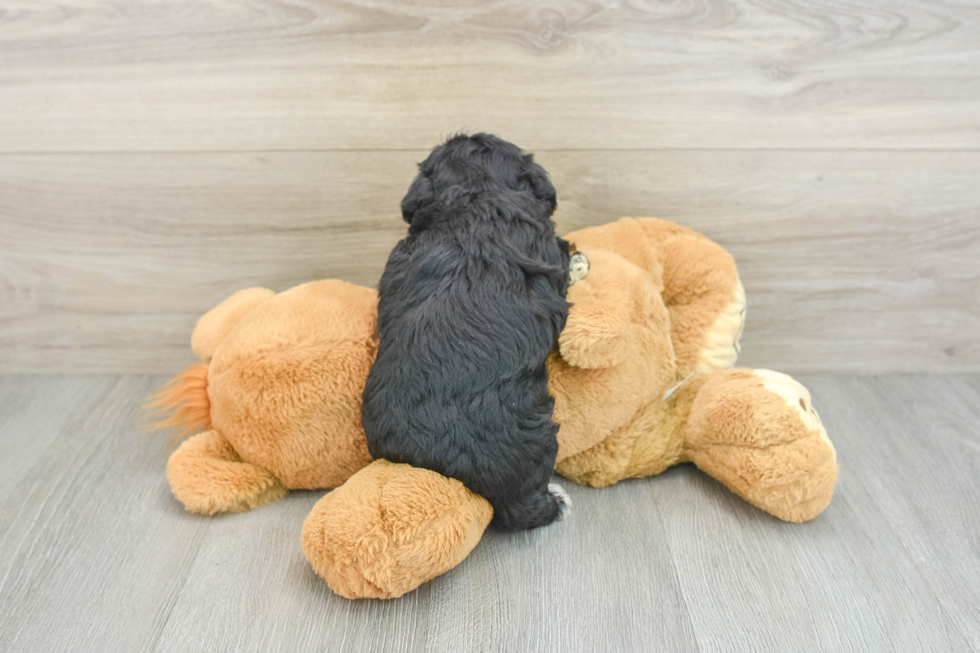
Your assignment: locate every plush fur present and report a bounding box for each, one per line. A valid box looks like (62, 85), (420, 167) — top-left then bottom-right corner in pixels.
(301, 459), (493, 599)
(153, 280), (378, 496)
(167, 429), (286, 515)
(362, 134), (571, 531)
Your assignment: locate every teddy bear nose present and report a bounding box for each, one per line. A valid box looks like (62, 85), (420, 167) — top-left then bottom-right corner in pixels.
(568, 252), (590, 286)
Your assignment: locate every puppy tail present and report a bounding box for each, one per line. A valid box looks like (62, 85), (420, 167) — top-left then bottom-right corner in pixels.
(142, 362), (211, 441)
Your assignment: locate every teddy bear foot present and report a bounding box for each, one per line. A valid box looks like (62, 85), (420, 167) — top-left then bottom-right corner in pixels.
(683, 368), (838, 523)
(301, 459), (493, 599)
(752, 369), (834, 450)
(166, 430), (287, 515)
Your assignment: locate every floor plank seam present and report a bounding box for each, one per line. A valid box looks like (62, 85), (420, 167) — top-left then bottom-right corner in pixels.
(649, 494), (704, 653)
(142, 519), (213, 653)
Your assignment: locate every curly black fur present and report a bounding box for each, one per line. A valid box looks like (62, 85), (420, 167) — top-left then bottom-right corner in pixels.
(361, 133), (571, 531)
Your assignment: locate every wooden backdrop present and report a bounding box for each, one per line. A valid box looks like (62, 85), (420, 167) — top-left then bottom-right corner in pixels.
(1, 0), (978, 373)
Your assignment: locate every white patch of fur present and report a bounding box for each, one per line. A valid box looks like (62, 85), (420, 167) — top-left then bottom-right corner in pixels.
(548, 483), (572, 521)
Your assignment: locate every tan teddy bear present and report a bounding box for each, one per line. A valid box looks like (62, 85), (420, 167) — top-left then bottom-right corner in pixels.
(151, 217), (837, 599)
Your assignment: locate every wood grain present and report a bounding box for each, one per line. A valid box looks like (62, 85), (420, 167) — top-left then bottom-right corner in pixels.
(1, 0), (977, 373)
(652, 373), (980, 651)
(805, 374), (980, 649)
(0, 374), (978, 652)
(2, 150), (977, 373)
(0, 0), (979, 152)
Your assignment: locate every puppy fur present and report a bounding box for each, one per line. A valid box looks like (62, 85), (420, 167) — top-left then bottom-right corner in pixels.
(361, 133), (571, 531)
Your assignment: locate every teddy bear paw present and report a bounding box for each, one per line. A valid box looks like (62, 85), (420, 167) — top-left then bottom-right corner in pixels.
(548, 483), (573, 521)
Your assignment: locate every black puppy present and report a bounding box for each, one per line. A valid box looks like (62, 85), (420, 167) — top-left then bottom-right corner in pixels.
(361, 133), (572, 531)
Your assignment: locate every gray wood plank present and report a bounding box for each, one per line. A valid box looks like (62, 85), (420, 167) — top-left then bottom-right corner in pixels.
(0, 376), (117, 499)
(650, 440), (951, 651)
(2, 151), (978, 374)
(0, 375), (212, 653)
(1, 0), (979, 152)
(1, 374), (978, 652)
(150, 480), (700, 653)
(647, 374), (980, 653)
(804, 375), (980, 651)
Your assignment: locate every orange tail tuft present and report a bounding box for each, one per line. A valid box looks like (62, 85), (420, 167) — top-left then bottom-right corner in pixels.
(144, 362), (211, 440)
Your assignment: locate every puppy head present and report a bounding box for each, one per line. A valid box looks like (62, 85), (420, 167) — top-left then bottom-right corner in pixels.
(401, 133), (557, 225)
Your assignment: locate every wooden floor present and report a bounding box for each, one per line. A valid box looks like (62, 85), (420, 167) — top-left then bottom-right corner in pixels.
(0, 373), (977, 652)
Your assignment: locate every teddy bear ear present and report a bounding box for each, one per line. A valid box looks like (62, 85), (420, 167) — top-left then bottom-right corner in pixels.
(558, 301), (631, 369)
